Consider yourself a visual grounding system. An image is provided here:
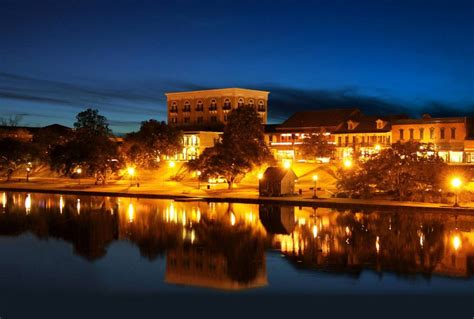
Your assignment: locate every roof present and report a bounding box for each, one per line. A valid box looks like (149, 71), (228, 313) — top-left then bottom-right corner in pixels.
(165, 88), (269, 97)
(278, 108), (360, 131)
(262, 166), (296, 182)
(334, 114), (408, 134)
(393, 116), (467, 125)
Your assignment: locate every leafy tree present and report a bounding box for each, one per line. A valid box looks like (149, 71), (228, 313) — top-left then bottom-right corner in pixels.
(300, 131), (336, 160)
(32, 126), (72, 161)
(0, 138), (34, 180)
(337, 141), (447, 200)
(123, 120), (182, 168)
(187, 106), (272, 189)
(49, 109), (119, 184)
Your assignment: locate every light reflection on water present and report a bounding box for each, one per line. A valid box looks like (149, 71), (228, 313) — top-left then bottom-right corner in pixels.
(0, 192), (474, 294)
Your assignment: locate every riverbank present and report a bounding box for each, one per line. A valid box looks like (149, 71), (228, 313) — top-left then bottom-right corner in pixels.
(1, 177), (474, 213)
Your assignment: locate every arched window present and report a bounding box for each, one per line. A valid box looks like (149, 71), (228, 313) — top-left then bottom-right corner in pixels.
(183, 100), (191, 112)
(210, 99), (217, 111)
(196, 100), (204, 111)
(237, 98), (244, 107)
(224, 98), (231, 110)
(258, 100), (265, 112)
(249, 99), (255, 107)
(170, 101), (178, 113)
(429, 127), (435, 139)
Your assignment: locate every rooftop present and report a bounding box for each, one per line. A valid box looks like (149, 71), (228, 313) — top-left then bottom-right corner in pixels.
(165, 88), (270, 97)
(278, 108), (361, 131)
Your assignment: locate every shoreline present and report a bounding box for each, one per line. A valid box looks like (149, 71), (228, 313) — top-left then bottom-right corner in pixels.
(1, 183), (474, 214)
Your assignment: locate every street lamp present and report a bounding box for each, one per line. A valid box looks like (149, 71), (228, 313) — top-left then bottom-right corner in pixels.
(343, 158), (353, 169)
(283, 160), (291, 169)
(196, 170), (201, 189)
(26, 162), (32, 182)
(312, 174), (318, 199)
(127, 166), (136, 186)
(451, 177), (462, 207)
(169, 160), (176, 168)
(374, 144), (381, 152)
(76, 167), (82, 185)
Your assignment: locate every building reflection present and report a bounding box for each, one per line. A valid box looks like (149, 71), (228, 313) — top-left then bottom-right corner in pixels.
(0, 192), (473, 289)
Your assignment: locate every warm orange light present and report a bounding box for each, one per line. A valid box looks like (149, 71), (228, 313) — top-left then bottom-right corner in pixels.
(127, 166), (135, 176)
(76, 167), (82, 174)
(374, 144), (381, 151)
(343, 158), (353, 168)
(168, 160), (176, 168)
(283, 160), (291, 169)
(452, 235), (461, 251)
(451, 177), (462, 189)
(312, 174), (318, 182)
(258, 173), (263, 180)
(230, 212), (236, 226)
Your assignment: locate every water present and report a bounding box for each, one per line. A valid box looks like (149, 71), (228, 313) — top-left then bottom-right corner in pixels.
(0, 191), (473, 318)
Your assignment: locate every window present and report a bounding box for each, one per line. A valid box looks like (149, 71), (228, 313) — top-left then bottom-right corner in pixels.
(419, 128), (424, 139)
(376, 119), (385, 129)
(237, 98), (244, 107)
(209, 99), (217, 111)
(223, 98), (231, 110)
(249, 99), (255, 108)
(440, 127), (445, 139)
(345, 136), (349, 146)
(352, 136), (356, 144)
(409, 128), (414, 140)
(170, 117), (178, 124)
(338, 136), (342, 145)
(170, 101), (178, 113)
(258, 100), (265, 112)
(183, 101), (191, 112)
(361, 136), (365, 144)
(399, 129), (404, 140)
(196, 100), (204, 111)
(451, 127), (456, 139)
(430, 127), (435, 139)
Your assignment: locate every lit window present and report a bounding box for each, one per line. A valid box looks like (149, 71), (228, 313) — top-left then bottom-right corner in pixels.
(258, 100), (265, 112)
(224, 98), (231, 110)
(210, 99), (217, 111)
(451, 127), (456, 139)
(196, 100), (204, 111)
(237, 98), (244, 107)
(183, 101), (191, 112)
(430, 127), (435, 139)
(440, 127), (445, 139)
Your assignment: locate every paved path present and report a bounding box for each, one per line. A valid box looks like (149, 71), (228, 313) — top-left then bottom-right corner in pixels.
(1, 177), (473, 213)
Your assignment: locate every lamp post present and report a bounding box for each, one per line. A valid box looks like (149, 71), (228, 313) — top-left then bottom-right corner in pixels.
(26, 162), (32, 182)
(451, 177), (462, 207)
(127, 167), (135, 186)
(312, 174), (318, 199)
(196, 171), (201, 189)
(76, 167), (82, 185)
(343, 158), (353, 169)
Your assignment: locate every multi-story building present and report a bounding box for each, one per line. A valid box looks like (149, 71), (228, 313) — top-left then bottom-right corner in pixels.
(333, 114), (407, 159)
(266, 108), (360, 161)
(165, 88), (269, 128)
(391, 114), (474, 163)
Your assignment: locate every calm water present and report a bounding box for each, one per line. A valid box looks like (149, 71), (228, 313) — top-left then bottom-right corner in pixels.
(1, 191), (473, 318)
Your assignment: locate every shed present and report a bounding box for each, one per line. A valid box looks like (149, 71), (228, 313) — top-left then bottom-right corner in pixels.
(258, 205), (296, 234)
(259, 166), (297, 197)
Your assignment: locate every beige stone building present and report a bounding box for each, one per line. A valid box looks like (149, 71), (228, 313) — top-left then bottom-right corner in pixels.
(165, 88), (269, 128)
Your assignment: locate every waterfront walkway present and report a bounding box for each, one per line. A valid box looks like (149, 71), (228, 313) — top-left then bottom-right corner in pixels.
(1, 177), (473, 213)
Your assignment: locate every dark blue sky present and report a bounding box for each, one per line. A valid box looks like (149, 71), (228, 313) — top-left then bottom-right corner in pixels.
(1, 0), (473, 133)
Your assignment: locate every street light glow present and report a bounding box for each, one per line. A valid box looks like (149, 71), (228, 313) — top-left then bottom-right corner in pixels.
(343, 158), (353, 168)
(283, 160), (291, 169)
(452, 235), (461, 251)
(127, 166), (135, 176)
(169, 160), (176, 168)
(258, 172), (263, 180)
(451, 177), (462, 188)
(374, 144), (381, 151)
(312, 174), (318, 181)
(76, 168), (82, 174)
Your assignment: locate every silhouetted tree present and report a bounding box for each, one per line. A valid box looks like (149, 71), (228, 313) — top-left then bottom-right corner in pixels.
(300, 131), (336, 160)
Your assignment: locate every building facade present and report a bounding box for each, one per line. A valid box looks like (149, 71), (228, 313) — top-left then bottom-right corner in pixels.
(391, 115), (474, 163)
(165, 88), (269, 128)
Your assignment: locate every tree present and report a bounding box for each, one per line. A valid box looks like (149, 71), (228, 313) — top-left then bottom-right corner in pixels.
(337, 141), (447, 200)
(123, 120), (182, 168)
(300, 131), (336, 160)
(49, 109), (119, 184)
(187, 106), (272, 189)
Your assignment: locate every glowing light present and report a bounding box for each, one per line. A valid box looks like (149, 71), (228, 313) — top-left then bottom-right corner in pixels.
(2, 192), (6, 208)
(312, 174), (318, 182)
(76, 198), (81, 214)
(182, 211), (186, 226)
(168, 161), (176, 168)
(258, 173), (263, 180)
(190, 229), (195, 244)
(343, 158), (353, 168)
(25, 194), (31, 214)
(230, 212), (236, 226)
(283, 160), (291, 169)
(312, 225), (318, 238)
(374, 144), (381, 151)
(196, 170), (201, 176)
(76, 167), (82, 174)
(375, 236), (380, 254)
(452, 235), (461, 251)
(451, 177), (462, 188)
(127, 166), (135, 176)
(59, 196), (64, 214)
(128, 202), (134, 222)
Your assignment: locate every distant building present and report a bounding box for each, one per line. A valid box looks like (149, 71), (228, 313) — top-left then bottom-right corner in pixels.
(0, 124), (71, 141)
(175, 130), (222, 161)
(266, 108), (360, 160)
(333, 114), (407, 159)
(165, 88), (269, 128)
(391, 114), (474, 164)
(259, 166), (297, 197)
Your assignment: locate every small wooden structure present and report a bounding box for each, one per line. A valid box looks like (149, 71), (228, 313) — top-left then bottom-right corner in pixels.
(259, 166), (297, 197)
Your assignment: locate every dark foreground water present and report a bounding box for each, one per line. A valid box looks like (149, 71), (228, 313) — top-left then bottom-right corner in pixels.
(0, 191), (473, 318)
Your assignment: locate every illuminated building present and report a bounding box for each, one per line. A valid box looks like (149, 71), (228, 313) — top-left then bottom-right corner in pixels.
(391, 114), (474, 164)
(165, 88), (269, 128)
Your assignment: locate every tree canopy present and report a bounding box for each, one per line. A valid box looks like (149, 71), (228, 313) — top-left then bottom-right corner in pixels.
(187, 106), (272, 189)
(337, 141), (448, 200)
(300, 131), (336, 160)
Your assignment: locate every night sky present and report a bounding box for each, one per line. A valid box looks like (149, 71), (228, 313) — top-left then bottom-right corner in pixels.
(1, 0), (473, 133)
